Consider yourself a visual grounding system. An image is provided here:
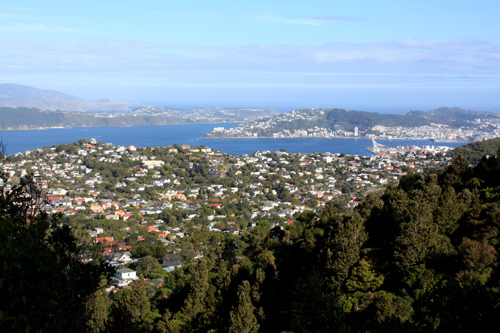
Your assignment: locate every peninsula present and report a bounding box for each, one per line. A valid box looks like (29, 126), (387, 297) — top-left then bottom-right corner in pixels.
(0, 106), (279, 131)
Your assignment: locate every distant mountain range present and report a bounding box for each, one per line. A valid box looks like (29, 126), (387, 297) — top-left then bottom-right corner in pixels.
(0, 83), (139, 111)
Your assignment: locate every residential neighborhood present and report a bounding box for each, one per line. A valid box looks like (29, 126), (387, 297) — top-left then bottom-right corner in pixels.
(1, 138), (456, 290)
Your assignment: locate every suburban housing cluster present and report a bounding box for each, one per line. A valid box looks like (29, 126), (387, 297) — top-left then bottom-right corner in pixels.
(1, 138), (455, 290)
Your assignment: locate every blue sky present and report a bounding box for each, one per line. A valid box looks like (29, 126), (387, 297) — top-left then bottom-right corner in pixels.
(1, 1), (499, 113)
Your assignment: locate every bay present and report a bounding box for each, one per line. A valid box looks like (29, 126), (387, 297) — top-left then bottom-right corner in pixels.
(0, 123), (465, 156)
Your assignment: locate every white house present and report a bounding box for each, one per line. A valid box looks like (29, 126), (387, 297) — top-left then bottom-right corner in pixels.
(114, 268), (138, 287)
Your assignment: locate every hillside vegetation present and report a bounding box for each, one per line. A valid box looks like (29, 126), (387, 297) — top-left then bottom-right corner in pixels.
(0, 106), (278, 130)
(448, 138), (500, 164)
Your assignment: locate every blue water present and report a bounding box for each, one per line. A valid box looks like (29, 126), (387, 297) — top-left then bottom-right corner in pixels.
(0, 123), (465, 156)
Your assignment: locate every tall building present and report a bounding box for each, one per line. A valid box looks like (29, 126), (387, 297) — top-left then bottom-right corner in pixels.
(354, 126), (359, 137)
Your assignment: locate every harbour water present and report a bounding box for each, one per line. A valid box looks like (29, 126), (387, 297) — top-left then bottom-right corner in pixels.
(0, 123), (466, 156)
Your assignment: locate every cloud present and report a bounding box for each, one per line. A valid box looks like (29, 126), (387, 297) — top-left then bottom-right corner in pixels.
(0, 12), (32, 20)
(0, 37), (498, 90)
(255, 15), (321, 26)
(312, 15), (367, 22)
(254, 14), (367, 26)
(0, 23), (90, 34)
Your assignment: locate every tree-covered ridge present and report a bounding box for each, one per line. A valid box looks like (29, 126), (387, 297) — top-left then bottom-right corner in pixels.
(447, 138), (500, 165)
(323, 108), (430, 129)
(0, 107), (102, 130)
(0, 106), (278, 130)
(271, 108), (431, 132)
(407, 106), (500, 126)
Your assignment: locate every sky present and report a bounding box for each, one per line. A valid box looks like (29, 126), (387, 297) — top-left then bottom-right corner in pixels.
(0, 0), (499, 113)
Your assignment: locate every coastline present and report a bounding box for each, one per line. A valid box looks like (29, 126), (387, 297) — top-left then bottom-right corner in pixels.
(0, 121), (243, 132)
(204, 135), (469, 143)
(0, 123), (468, 156)
(1, 123), (470, 144)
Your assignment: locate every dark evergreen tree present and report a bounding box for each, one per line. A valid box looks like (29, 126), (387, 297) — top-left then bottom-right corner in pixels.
(84, 279), (112, 333)
(0, 173), (114, 331)
(228, 280), (259, 333)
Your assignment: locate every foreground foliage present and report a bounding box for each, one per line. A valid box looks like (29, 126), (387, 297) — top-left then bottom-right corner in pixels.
(0, 170), (114, 331)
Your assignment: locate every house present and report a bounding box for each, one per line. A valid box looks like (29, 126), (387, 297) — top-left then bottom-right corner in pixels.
(161, 253), (184, 271)
(96, 236), (114, 244)
(108, 252), (134, 266)
(181, 249), (204, 260)
(46, 196), (63, 205)
(224, 226), (240, 235)
(90, 205), (103, 213)
(114, 268), (138, 287)
(149, 278), (163, 288)
(172, 193), (187, 201)
(145, 226), (159, 232)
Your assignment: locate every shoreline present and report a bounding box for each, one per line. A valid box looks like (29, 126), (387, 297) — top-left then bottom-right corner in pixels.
(1, 124), (470, 144)
(203, 135), (470, 143)
(0, 121), (244, 132)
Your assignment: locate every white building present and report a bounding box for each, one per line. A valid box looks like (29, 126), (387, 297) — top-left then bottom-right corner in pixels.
(114, 268), (138, 287)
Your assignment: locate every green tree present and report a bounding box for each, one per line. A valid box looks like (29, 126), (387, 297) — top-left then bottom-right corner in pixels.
(322, 212), (367, 290)
(84, 279), (112, 333)
(175, 259), (210, 327)
(114, 279), (157, 332)
(132, 255), (165, 278)
(228, 280), (260, 333)
(345, 258), (384, 293)
(0, 173), (114, 332)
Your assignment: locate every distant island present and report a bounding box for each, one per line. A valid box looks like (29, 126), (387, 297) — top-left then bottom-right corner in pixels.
(204, 107), (500, 142)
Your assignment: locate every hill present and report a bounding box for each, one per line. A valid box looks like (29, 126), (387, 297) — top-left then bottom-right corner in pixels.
(0, 83), (138, 111)
(205, 107), (499, 140)
(448, 138), (500, 164)
(0, 106), (280, 130)
(407, 106), (500, 126)
(204, 108), (431, 138)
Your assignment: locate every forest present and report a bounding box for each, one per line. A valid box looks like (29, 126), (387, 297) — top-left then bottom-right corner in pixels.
(1, 147), (500, 331)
